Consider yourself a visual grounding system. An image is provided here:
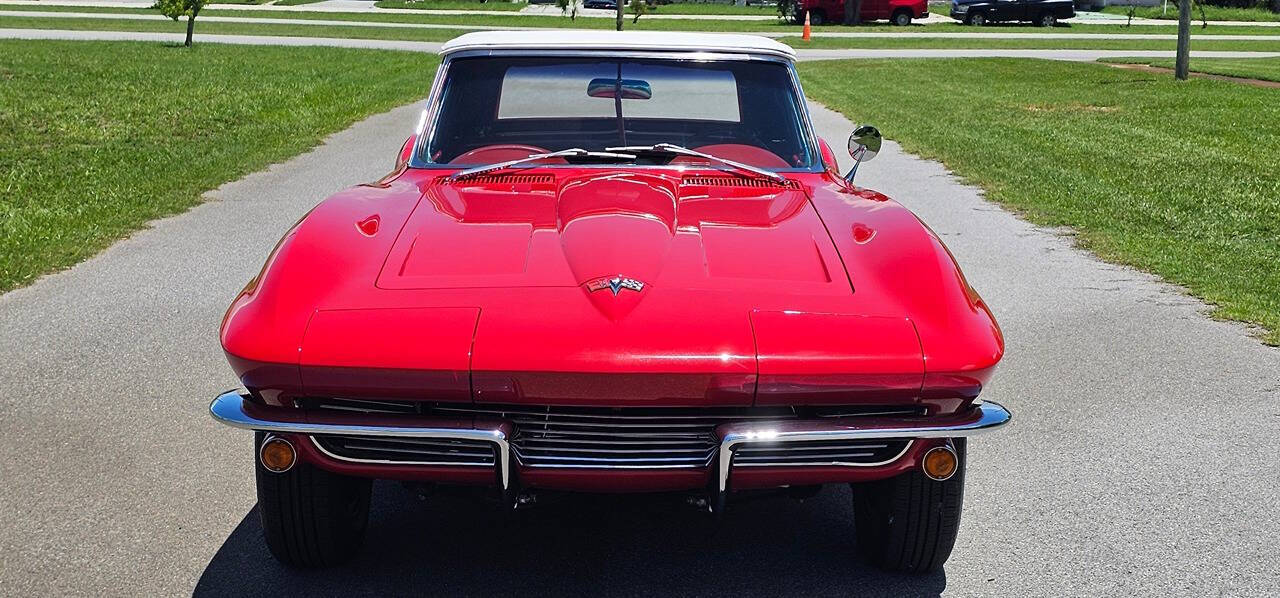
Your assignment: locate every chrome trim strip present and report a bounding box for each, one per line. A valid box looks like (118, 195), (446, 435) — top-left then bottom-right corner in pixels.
(209, 391), (511, 490)
(715, 400), (1012, 493)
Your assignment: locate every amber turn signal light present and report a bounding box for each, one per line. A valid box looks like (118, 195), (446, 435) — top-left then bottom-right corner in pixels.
(921, 445), (958, 482)
(260, 435), (297, 473)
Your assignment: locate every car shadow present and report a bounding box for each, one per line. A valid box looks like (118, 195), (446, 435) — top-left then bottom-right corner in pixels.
(193, 482), (947, 597)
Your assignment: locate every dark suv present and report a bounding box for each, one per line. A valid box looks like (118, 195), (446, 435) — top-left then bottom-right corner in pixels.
(951, 0), (1075, 26)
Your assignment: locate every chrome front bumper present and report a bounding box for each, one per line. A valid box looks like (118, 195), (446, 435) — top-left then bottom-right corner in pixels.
(209, 391), (512, 490)
(210, 391), (1010, 497)
(714, 400), (1010, 493)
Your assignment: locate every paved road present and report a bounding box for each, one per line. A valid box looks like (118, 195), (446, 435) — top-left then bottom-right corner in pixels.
(6, 28), (1280, 61)
(8, 10), (1280, 40)
(2, 87), (1280, 596)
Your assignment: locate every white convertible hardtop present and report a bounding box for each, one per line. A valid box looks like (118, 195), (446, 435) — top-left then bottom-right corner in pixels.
(440, 31), (796, 60)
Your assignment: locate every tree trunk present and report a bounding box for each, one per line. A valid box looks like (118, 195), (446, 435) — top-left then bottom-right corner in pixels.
(616, 0), (623, 31)
(844, 0), (864, 25)
(185, 7), (198, 47)
(1174, 0), (1190, 80)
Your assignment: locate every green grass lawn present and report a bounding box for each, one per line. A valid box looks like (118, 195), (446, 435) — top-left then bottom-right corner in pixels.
(374, 0), (527, 11)
(1102, 56), (1280, 81)
(0, 15), (471, 42)
(0, 41), (436, 293)
(1101, 4), (1280, 22)
(780, 35), (1280, 50)
(800, 58), (1280, 344)
(7, 3), (1280, 34)
(651, 2), (778, 15)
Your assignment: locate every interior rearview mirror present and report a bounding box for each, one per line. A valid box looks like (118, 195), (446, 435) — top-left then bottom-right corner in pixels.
(587, 78), (653, 100)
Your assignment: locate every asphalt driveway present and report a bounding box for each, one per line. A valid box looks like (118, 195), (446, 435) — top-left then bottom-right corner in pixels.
(1, 99), (1277, 596)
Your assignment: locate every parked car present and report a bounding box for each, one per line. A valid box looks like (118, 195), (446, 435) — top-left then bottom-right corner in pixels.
(794, 0), (929, 25)
(582, 0), (617, 8)
(210, 30), (1011, 573)
(951, 0), (1074, 26)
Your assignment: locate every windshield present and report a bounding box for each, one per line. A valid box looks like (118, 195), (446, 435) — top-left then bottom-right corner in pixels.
(419, 56), (817, 171)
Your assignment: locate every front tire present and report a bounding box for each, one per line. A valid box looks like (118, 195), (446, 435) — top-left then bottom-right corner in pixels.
(966, 12), (985, 26)
(256, 433), (372, 568)
(807, 9), (826, 26)
(851, 439), (966, 573)
(892, 9), (912, 26)
(1037, 12), (1057, 27)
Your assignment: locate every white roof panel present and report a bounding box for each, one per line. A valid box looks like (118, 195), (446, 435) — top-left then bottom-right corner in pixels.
(440, 30), (795, 60)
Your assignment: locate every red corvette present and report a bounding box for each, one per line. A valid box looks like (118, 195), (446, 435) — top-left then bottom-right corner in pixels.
(211, 31), (1009, 572)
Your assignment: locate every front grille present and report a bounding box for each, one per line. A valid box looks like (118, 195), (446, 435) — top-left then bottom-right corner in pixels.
(733, 439), (912, 467)
(299, 398), (923, 469)
(311, 435), (497, 466)
(443, 404), (795, 468)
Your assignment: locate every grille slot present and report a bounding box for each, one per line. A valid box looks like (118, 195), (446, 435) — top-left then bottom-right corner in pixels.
(733, 439), (912, 467)
(311, 435), (496, 466)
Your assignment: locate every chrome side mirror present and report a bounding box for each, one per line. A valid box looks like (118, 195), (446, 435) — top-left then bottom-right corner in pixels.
(844, 125), (882, 183)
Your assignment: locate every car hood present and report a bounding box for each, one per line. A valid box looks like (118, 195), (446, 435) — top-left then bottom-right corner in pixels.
(376, 171), (852, 319)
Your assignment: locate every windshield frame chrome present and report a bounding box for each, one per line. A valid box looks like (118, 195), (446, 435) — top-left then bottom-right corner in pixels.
(409, 49), (824, 175)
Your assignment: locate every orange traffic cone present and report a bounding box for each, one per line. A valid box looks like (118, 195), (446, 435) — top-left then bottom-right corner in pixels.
(803, 11), (811, 41)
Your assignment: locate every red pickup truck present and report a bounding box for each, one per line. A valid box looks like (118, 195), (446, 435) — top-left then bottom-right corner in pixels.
(793, 0), (929, 25)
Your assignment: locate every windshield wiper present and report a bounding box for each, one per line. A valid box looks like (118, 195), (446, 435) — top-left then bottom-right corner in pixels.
(605, 143), (788, 184)
(448, 148), (636, 182)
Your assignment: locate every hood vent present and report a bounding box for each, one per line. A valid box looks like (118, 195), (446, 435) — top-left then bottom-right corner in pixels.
(681, 176), (798, 189)
(438, 174), (555, 186)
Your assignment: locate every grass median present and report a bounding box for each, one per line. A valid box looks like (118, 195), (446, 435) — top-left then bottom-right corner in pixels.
(374, 0), (526, 11)
(0, 41), (436, 292)
(7, 3), (1280, 34)
(6, 14), (1280, 51)
(799, 58), (1280, 344)
(1101, 5), (1280, 22)
(779, 35), (1280, 51)
(0, 15), (471, 42)
(1102, 56), (1280, 82)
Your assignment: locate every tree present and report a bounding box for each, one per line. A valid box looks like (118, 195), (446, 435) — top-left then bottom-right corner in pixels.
(1175, 0), (1191, 79)
(616, 0), (624, 31)
(155, 0), (208, 47)
(777, 0), (800, 23)
(629, 0), (647, 23)
(843, 0), (865, 25)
